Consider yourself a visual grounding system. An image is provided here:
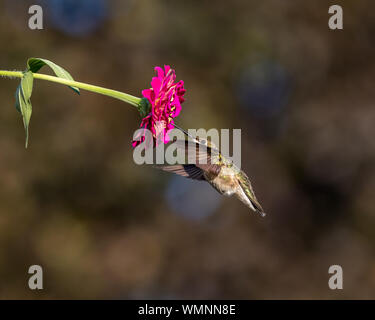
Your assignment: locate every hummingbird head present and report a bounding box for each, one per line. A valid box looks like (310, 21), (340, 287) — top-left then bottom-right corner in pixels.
(197, 137), (217, 149)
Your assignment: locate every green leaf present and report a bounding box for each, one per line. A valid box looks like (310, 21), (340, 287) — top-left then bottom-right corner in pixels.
(21, 70), (33, 101)
(27, 57), (80, 94)
(15, 71), (34, 148)
(138, 97), (151, 117)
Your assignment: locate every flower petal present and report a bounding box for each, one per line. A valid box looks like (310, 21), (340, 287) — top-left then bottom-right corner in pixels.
(137, 65), (186, 148)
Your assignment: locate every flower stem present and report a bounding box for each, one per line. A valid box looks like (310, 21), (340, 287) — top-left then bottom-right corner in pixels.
(0, 70), (141, 107)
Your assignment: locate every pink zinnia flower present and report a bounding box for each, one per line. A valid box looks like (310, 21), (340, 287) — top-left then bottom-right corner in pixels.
(132, 65), (185, 147)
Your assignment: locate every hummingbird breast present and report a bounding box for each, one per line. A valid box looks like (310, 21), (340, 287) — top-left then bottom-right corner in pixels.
(206, 169), (239, 196)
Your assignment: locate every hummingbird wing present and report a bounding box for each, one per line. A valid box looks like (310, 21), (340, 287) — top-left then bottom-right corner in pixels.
(174, 140), (222, 166)
(156, 164), (205, 180)
(174, 140), (212, 164)
(172, 125), (224, 170)
(175, 140), (222, 178)
(154, 140), (221, 180)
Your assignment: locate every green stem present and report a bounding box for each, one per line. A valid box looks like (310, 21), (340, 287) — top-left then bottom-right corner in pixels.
(0, 70), (141, 107)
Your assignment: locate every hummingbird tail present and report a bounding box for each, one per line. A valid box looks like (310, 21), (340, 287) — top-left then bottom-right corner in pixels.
(249, 197), (266, 217)
(242, 195), (266, 217)
(237, 177), (266, 217)
(255, 208), (266, 217)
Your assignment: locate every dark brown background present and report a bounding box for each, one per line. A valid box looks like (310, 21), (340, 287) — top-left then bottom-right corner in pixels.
(0, 0), (374, 299)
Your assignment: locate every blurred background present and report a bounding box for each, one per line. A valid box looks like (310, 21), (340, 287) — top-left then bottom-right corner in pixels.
(0, 0), (374, 299)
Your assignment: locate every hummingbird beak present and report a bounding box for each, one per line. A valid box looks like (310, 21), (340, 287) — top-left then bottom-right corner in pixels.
(172, 123), (199, 143)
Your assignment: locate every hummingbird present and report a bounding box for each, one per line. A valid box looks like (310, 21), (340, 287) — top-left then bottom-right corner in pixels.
(156, 125), (266, 217)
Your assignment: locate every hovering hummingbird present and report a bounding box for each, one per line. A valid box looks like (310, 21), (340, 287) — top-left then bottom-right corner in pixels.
(156, 126), (266, 217)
